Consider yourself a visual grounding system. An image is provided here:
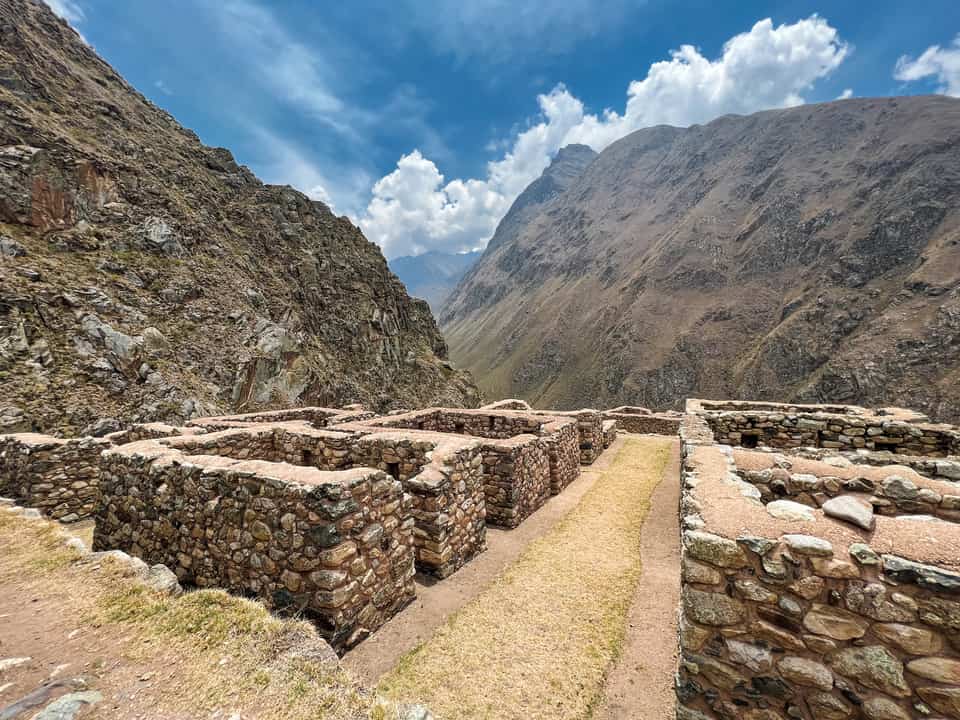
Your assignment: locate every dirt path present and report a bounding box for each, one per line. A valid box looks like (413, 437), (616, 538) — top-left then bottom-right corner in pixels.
(342, 436), (626, 684)
(376, 435), (674, 720)
(595, 437), (681, 720)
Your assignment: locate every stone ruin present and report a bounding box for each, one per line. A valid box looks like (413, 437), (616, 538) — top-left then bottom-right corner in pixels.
(603, 405), (684, 436)
(0, 402), (617, 652)
(6, 394), (959, 714)
(679, 399), (960, 720)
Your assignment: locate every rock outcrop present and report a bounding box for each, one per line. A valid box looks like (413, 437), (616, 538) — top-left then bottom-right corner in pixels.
(441, 97), (960, 422)
(0, 0), (478, 434)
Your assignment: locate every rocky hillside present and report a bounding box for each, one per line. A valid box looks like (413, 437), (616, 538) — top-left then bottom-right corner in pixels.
(389, 250), (480, 312)
(0, 0), (478, 435)
(442, 96), (960, 422)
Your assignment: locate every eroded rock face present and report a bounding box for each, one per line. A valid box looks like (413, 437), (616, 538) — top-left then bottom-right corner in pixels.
(442, 97), (960, 421)
(0, 0), (479, 434)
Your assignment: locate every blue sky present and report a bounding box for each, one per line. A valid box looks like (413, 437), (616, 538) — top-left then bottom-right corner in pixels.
(48, 0), (960, 258)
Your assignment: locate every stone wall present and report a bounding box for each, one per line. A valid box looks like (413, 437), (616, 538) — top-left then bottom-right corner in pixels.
(543, 421), (580, 495)
(790, 447), (960, 484)
(348, 431), (487, 578)
(603, 420), (618, 449)
(481, 436), (551, 528)
(364, 408), (544, 439)
(688, 399), (960, 457)
(481, 399), (533, 411)
(733, 450), (960, 523)
(529, 409), (605, 464)
(603, 407), (682, 436)
(189, 406), (375, 430)
(156, 422), (487, 579)
(358, 407), (582, 501)
(0, 433), (110, 521)
(677, 411), (960, 720)
(95, 440), (415, 652)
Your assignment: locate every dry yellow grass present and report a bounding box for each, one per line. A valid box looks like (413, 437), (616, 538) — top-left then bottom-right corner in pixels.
(378, 436), (673, 720)
(0, 508), (389, 720)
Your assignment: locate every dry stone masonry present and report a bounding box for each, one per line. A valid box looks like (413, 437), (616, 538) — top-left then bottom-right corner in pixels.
(689, 399), (960, 456)
(0, 400), (614, 654)
(603, 406), (683, 436)
(678, 400), (960, 720)
(96, 437), (415, 651)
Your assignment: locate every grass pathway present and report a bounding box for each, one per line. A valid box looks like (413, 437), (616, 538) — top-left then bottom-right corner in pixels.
(378, 436), (673, 720)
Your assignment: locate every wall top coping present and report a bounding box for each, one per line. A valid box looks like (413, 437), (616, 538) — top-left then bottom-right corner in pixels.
(685, 398), (932, 425)
(0, 433), (112, 449)
(102, 438), (385, 489)
(733, 448), (960, 497)
(686, 444), (960, 572)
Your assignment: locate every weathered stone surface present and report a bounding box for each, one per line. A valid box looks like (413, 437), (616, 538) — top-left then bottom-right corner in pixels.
(753, 620), (806, 651)
(735, 579), (778, 603)
(916, 686), (960, 718)
(810, 558), (860, 579)
(849, 543), (880, 566)
(727, 640), (773, 672)
(822, 495), (874, 530)
(906, 657), (960, 684)
(777, 656), (834, 691)
(683, 587), (747, 626)
(789, 576), (824, 600)
(766, 500), (815, 522)
(882, 555), (960, 593)
(881, 476), (919, 502)
(782, 534), (833, 557)
(683, 556), (723, 585)
(684, 530), (749, 568)
(873, 624), (942, 655)
(846, 583), (917, 623)
(807, 691), (853, 719)
(31, 691), (102, 720)
(689, 654), (748, 690)
(738, 535), (777, 556)
(861, 697), (911, 720)
(831, 646), (910, 698)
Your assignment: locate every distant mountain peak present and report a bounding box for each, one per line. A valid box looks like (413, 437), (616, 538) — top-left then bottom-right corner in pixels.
(478, 143), (597, 257)
(442, 95), (960, 421)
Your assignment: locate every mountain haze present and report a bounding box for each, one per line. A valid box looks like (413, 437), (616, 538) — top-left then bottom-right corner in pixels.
(442, 96), (960, 422)
(0, 0), (478, 434)
(389, 250), (480, 312)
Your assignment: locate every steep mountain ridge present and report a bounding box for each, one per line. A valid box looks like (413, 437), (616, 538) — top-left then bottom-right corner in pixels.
(0, 0), (478, 434)
(442, 96), (960, 422)
(389, 250), (480, 312)
(442, 143), (597, 319)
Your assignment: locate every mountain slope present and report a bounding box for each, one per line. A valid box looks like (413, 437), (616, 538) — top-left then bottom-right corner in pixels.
(0, 0), (478, 434)
(441, 96), (960, 422)
(389, 250), (480, 312)
(443, 143), (597, 319)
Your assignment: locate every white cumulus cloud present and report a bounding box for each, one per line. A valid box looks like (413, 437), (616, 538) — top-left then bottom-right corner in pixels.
(360, 16), (849, 258)
(895, 34), (960, 97)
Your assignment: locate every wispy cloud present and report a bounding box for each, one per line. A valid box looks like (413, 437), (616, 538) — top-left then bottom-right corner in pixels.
(44, 0), (84, 24)
(390, 0), (644, 64)
(895, 34), (960, 97)
(245, 125), (373, 218)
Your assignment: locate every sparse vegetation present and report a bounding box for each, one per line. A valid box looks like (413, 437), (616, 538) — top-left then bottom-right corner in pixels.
(0, 509), (384, 720)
